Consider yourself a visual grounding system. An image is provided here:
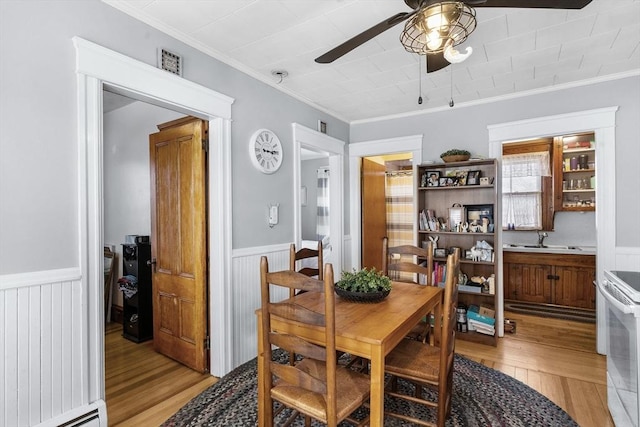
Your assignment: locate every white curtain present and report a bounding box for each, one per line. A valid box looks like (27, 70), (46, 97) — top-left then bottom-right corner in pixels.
(502, 152), (551, 230)
(316, 168), (330, 244)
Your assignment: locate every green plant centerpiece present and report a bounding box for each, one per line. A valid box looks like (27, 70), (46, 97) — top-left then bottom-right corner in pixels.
(440, 149), (471, 163)
(335, 267), (392, 303)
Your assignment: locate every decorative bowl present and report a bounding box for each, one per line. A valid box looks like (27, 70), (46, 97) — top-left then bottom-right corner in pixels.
(441, 154), (470, 163)
(335, 288), (390, 303)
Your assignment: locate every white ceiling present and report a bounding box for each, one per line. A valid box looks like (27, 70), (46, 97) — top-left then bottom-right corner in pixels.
(104, 0), (640, 122)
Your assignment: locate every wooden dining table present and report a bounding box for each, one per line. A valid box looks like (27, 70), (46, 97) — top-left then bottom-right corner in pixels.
(256, 281), (443, 427)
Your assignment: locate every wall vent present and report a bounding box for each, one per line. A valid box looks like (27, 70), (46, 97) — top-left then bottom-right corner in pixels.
(158, 48), (182, 76)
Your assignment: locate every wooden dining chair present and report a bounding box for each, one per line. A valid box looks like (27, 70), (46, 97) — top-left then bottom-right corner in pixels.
(287, 241), (324, 366)
(382, 250), (460, 427)
(259, 256), (370, 427)
(382, 237), (433, 285)
(288, 241), (323, 298)
(382, 237), (434, 342)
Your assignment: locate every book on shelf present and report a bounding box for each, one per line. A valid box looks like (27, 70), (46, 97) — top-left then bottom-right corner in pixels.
(459, 284), (483, 294)
(419, 210), (428, 231)
(426, 209), (438, 231)
(467, 319), (495, 335)
(467, 305), (496, 326)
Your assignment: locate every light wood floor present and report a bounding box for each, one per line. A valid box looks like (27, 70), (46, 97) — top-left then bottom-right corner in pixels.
(106, 311), (612, 426)
(105, 323), (218, 426)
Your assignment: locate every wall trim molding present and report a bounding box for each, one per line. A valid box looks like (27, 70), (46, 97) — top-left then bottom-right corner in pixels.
(292, 123), (345, 276)
(232, 243), (290, 259)
(0, 267), (82, 290)
(351, 71), (639, 125)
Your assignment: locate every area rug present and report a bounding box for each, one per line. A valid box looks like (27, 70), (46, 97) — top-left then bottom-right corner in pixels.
(162, 350), (578, 426)
(505, 302), (595, 323)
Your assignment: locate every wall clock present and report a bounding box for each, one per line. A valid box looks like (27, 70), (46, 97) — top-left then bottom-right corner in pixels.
(250, 129), (283, 174)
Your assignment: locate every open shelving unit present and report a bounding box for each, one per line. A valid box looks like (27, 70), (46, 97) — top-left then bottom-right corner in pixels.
(417, 159), (498, 346)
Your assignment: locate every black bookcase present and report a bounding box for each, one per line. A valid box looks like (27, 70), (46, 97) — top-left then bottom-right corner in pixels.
(121, 240), (153, 342)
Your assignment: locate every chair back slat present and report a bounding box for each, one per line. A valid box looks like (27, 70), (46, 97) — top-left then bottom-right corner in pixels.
(270, 363), (328, 395)
(269, 332), (328, 361)
(269, 302), (326, 326)
(382, 237), (433, 285)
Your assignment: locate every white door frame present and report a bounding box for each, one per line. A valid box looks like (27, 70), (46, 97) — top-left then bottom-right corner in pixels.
(348, 135), (423, 270)
(488, 106), (618, 352)
(292, 123), (345, 277)
(74, 37), (235, 400)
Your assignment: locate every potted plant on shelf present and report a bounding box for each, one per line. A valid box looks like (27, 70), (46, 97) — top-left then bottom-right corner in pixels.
(335, 267), (392, 303)
(441, 149), (471, 163)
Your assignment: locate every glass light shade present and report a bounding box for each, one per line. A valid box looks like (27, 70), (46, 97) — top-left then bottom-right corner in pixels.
(400, 1), (476, 55)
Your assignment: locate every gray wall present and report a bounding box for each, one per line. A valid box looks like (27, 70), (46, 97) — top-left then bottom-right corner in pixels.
(0, 0), (349, 274)
(351, 76), (640, 248)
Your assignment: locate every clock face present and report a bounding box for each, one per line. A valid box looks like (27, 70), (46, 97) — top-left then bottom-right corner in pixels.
(250, 129), (283, 174)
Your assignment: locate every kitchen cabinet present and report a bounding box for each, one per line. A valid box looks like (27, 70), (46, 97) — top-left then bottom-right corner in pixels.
(553, 132), (596, 212)
(417, 159), (498, 346)
(503, 251), (595, 309)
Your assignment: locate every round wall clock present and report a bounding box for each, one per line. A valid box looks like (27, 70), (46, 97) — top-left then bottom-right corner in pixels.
(249, 129), (283, 174)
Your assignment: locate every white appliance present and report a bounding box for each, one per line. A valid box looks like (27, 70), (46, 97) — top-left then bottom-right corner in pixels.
(598, 270), (640, 427)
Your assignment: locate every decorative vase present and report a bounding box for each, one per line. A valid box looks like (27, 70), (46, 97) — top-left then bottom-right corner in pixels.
(335, 288), (390, 303)
(441, 154), (470, 163)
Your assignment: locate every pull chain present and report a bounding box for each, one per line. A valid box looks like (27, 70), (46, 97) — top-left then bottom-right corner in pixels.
(449, 66), (455, 108)
(418, 57), (423, 105)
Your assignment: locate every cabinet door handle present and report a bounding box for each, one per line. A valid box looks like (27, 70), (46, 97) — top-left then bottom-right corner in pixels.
(547, 274), (560, 280)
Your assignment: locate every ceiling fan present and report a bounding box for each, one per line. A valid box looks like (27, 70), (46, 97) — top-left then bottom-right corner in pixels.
(315, 0), (593, 73)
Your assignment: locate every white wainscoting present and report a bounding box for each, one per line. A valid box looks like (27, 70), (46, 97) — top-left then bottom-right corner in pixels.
(231, 244), (290, 368)
(230, 239), (354, 368)
(616, 246), (640, 271)
(0, 268), (105, 426)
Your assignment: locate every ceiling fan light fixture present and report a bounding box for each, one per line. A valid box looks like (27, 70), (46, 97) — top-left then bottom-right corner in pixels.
(401, 1), (476, 55)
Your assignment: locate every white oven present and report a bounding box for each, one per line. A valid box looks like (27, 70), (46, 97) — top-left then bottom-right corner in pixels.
(599, 270), (640, 427)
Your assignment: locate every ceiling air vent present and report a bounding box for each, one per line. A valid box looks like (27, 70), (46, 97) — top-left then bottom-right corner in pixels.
(158, 48), (182, 76)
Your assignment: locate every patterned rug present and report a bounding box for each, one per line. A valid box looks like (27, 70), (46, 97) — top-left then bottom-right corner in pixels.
(162, 350), (578, 426)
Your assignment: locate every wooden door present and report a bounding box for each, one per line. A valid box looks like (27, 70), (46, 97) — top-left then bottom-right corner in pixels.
(149, 117), (208, 373)
(554, 265), (596, 309)
(361, 158), (387, 270)
(504, 260), (551, 304)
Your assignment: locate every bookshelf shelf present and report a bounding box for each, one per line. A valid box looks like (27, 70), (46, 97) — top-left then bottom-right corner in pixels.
(418, 159), (498, 346)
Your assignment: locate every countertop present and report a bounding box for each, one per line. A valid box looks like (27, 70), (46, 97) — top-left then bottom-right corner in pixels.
(502, 244), (596, 255)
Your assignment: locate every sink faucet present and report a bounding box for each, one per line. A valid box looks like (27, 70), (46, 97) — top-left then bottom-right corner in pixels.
(537, 231), (548, 247)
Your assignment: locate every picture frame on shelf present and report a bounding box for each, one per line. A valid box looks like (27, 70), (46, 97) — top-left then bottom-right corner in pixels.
(464, 249), (474, 260)
(455, 170), (468, 186)
(439, 176), (458, 187)
(466, 170), (481, 185)
(426, 171), (440, 187)
(466, 204), (494, 233)
(434, 248), (447, 258)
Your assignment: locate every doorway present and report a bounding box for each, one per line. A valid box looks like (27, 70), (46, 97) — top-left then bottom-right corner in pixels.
(361, 154), (414, 271)
(293, 123), (345, 277)
(348, 135), (423, 271)
(75, 38), (234, 410)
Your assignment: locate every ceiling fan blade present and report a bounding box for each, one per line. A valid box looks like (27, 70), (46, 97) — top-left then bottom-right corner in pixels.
(471, 0), (592, 9)
(426, 52), (450, 73)
(315, 11), (416, 64)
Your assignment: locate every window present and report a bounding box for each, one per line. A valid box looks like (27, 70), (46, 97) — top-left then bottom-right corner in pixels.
(502, 139), (554, 230)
